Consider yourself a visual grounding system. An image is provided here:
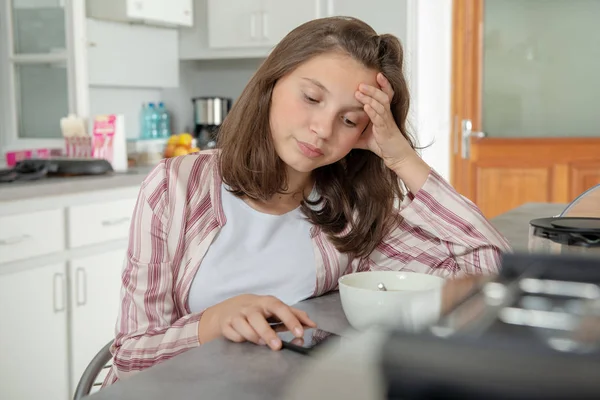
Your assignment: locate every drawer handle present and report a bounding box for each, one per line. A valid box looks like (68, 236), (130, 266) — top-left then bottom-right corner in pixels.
(76, 267), (87, 307)
(0, 234), (31, 245)
(101, 217), (130, 227)
(53, 273), (66, 313)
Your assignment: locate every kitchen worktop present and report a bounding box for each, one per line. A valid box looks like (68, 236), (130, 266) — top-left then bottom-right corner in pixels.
(86, 202), (569, 400)
(0, 166), (154, 216)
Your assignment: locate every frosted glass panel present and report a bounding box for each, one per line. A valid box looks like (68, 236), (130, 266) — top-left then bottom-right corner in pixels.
(12, 3), (66, 54)
(16, 64), (68, 139)
(482, 0), (600, 138)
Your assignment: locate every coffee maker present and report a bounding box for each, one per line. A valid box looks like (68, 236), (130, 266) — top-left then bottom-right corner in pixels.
(192, 96), (232, 149)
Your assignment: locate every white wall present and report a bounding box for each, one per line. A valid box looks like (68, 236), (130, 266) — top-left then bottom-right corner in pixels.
(89, 87), (162, 139)
(161, 59), (263, 134)
(412, 0), (453, 180)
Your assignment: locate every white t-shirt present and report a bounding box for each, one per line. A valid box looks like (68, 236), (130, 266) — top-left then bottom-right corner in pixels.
(187, 184), (316, 313)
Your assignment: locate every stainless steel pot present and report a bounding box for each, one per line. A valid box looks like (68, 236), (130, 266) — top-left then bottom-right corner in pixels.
(192, 96), (232, 126)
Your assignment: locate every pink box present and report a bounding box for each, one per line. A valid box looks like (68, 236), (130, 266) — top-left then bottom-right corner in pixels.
(5, 148), (55, 167)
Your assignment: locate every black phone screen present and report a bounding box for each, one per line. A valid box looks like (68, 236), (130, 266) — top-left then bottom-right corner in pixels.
(276, 327), (341, 355)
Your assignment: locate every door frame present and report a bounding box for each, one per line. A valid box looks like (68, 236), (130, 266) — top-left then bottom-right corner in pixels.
(449, 0), (483, 199)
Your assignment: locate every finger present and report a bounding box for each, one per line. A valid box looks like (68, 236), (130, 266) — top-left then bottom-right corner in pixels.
(377, 73), (395, 101)
(263, 298), (304, 338)
(248, 312), (282, 350)
(355, 90), (386, 116)
(222, 323), (245, 343)
(358, 83), (390, 108)
(231, 317), (262, 344)
(291, 308), (317, 328)
(363, 104), (386, 128)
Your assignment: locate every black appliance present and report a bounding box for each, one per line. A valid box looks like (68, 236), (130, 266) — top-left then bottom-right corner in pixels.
(381, 252), (600, 399)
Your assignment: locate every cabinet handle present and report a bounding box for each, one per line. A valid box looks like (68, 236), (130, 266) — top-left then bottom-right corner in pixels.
(101, 217), (130, 227)
(0, 234), (31, 246)
(76, 267), (87, 307)
(250, 12), (258, 39)
(261, 12), (269, 40)
(53, 273), (66, 313)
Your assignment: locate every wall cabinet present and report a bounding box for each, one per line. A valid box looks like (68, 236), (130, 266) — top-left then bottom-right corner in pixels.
(207, 0), (319, 49)
(87, 0), (193, 27)
(326, 0), (409, 44)
(86, 18), (179, 88)
(180, 0), (411, 60)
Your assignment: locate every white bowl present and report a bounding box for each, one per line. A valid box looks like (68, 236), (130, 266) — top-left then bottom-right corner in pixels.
(338, 271), (445, 331)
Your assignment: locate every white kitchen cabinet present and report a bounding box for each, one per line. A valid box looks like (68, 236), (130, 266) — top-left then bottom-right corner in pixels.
(207, 0), (319, 49)
(86, 18), (179, 88)
(70, 249), (126, 393)
(0, 208), (65, 264)
(261, 0), (321, 47)
(87, 0), (193, 27)
(0, 263), (70, 400)
(326, 0), (409, 45)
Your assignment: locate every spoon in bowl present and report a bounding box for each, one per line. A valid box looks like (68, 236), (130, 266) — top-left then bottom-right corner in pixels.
(377, 282), (388, 291)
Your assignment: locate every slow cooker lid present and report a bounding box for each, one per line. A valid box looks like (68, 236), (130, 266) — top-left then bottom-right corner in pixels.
(530, 217), (600, 247)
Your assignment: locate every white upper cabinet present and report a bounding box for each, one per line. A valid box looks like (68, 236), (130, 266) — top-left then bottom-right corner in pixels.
(87, 0), (193, 27)
(326, 0), (409, 45)
(261, 0), (321, 47)
(179, 0), (411, 61)
(86, 18), (179, 88)
(206, 0), (320, 49)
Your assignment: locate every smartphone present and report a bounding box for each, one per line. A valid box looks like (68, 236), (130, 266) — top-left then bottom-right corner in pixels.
(275, 326), (341, 355)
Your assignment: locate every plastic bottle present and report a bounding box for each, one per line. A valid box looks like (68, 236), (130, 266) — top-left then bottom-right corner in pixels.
(157, 102), (172, 138)
(147, 102), (159, 138)
(139, 103), (148, 138)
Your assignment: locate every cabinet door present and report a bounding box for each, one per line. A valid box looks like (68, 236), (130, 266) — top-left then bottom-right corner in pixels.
(70, 249), (126, 393)
(86, 18), (179, 88)
(126, 0), (161, 21)
(207, 0), (263, 48)
(0, 264), (69, 400)
(328, 0), (408, 44)
(159, 0), (193, 27)
(261, 0), (319, 46)
(127, 0), (193, 27)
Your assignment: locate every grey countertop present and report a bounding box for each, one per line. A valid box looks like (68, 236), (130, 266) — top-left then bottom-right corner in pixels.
(0, 167), (153, 204)
(88, 202), (568, 400)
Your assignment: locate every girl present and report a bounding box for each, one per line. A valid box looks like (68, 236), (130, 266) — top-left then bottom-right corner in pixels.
(104, 16), (510, 385)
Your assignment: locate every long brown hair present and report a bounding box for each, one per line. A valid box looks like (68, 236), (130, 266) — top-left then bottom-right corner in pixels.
(218, 16), (415, 258)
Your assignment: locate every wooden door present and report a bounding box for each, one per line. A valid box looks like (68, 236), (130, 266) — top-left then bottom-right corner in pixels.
(450, 0), (600, 218)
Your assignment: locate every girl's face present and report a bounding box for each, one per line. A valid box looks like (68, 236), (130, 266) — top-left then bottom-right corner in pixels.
(269, 53), (378, 174)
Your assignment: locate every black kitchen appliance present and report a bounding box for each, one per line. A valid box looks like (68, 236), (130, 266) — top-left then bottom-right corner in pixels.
(381, 252), (600, 399)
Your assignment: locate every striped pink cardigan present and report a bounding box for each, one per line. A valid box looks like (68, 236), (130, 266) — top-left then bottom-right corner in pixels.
(104, 150), (510, 385)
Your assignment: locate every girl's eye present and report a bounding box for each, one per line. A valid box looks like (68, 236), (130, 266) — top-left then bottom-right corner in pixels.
(303, 94), (318, 103)
(343, 117), (357, 127)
